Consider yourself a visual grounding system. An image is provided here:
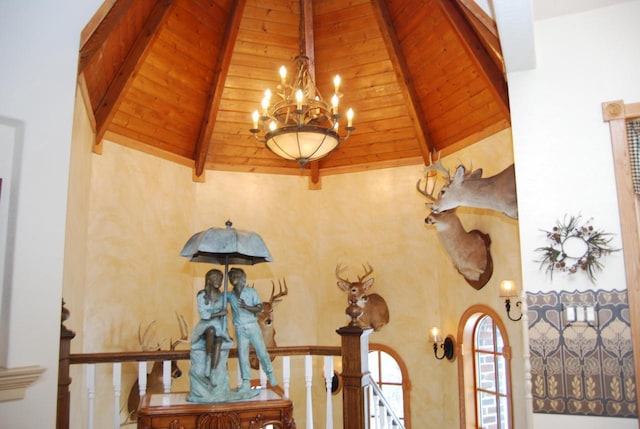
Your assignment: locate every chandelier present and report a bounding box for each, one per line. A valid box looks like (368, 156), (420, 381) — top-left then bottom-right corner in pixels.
(250, 2), (354, 167)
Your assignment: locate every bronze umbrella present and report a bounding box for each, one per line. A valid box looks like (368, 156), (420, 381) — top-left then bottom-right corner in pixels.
(180, 220), (273, 330)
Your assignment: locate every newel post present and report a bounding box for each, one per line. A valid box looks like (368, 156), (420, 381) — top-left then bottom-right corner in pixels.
(57, 299), (75, 429)
(336, 324), (372, 429)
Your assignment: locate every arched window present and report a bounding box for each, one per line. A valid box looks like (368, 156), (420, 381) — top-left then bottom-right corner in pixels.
(368, 343), (412, 428)
(474, 315), (509, 428)
(458, 305), (513, 429)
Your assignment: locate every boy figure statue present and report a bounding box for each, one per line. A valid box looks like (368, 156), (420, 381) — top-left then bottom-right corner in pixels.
(227, 267), (278, 392)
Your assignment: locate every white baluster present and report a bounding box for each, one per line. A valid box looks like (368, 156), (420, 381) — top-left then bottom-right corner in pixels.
(163, 360), (171, 393)
(305, 355), (313, 429)
(282, 356), (291, 398)
(371, 389), (380, 429)
(324, 356), (334, 429)
(112, 363), (121, 429)
(138, 361), (148, 396)
(86, 364), (95, 429)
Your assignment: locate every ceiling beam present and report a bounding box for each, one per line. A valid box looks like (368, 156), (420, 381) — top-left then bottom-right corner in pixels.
(193, 0), (247, 179)
(77, 0), (136, 74)
(439, 0), (510, 119)
(370, 0), (435, 164)
(301, 0), (323, 186)
(458, 0), (504, 75)
(92, 0), (177, 152)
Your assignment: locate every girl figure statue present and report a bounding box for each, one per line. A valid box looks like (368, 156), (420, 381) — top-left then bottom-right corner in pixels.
(187, 269), (235, 402)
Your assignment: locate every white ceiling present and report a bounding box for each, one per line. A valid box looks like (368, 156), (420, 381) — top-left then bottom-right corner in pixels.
(492, 0), (635, 74)
(532, 0), (636, 19)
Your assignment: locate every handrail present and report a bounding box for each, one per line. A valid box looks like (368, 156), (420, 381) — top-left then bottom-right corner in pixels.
(59, 317), (370, 428)
(68, 345), (342, 365)
(367, 374), (405, 429)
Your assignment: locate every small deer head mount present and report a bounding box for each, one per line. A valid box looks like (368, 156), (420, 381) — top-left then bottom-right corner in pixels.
(336, 264), (389, 331)
(251, 278), (288, 370)
(127, 312), (188, 422)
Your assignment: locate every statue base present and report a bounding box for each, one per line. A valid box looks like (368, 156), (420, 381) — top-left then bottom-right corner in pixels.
(137, 389), (296, 429)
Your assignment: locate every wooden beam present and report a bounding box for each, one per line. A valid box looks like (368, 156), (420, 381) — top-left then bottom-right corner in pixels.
(93, 0), (176, 151)
(458, 0), (498, 38)
(78, 0), (136, 74)
(192, 0), (247, 179)
(602, 100), (640, 420)
(308, 161), (322, 189)
(457, 0), (504, 75)
(370, 0), (435, 164)
(439, 0), (510, 119)
(302, 0), (315, 75)
(76, 73), (97, 137)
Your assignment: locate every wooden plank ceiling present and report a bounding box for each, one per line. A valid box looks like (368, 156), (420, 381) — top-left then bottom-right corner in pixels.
(78, 0), (510, 182)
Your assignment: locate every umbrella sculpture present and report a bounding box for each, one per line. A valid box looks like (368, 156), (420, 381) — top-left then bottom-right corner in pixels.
(180, 220), (273, 402)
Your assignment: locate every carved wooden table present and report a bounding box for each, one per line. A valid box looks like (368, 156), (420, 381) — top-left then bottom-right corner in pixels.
(137, 389), (296, 429)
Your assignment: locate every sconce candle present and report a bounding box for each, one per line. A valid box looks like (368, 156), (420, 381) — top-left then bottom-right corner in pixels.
(500, 280), (522, 322)
(431, 331), (455, 361)
(500, 280), (517, 297)
(430, 326), (441, 343)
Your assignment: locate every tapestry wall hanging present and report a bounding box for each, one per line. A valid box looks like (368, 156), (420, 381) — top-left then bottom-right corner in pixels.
(528, 289), (637, 418)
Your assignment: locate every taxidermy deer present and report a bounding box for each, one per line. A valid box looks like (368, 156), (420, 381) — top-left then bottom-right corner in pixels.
(125, 313), (189, 421)
(425, 211), (493, 289)
(336, 264), (389, 331)
(250, 278), (288, 370)
(417, 160), (493, 289)
(416, 153), (518, 219)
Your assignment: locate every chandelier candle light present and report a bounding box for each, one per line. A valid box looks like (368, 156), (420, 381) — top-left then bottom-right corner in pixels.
(250, 56), (354, 167)
(250, 1), (354, 167)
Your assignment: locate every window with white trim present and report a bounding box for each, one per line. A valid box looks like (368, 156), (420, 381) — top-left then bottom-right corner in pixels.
(473, 314), (510, 429)
(368, 345), (410, 428)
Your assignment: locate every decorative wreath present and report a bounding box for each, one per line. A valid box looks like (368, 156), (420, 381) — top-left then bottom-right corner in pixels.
(535, 215), (618, 283)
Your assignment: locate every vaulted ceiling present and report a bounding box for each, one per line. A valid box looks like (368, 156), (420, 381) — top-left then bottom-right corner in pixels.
(78, 0), (510, 183)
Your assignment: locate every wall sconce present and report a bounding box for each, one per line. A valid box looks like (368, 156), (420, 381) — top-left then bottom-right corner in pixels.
(430, 327), (455, 361)
(500, 280), (522, 321)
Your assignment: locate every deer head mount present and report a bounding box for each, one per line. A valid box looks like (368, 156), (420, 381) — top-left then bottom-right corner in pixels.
(126, 312), (188, 422)
(425, 211), (493, 289)
(336, 264), (389, 331)
(416, 153), (518, 219)
(250, 278), (288, 370)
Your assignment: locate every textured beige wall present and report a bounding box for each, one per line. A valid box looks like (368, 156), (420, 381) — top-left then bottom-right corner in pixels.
(68, 122), (520, 427)
(71, 142), (196, 427)
(84, 142), (195, 353)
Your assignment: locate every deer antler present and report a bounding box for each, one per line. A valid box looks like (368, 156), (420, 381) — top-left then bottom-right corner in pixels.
(170, 312), (189, 351)
(335, 264), (350, 283)
(138, 320), (161, 352)
(269, 278), (288, 304)
(357, 264), (374, 282)
(416, 152), (450, 202)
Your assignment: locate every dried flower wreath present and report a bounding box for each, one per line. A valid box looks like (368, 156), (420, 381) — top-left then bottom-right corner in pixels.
(535, 215), (618, 283)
